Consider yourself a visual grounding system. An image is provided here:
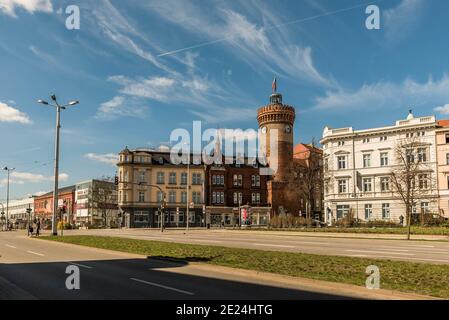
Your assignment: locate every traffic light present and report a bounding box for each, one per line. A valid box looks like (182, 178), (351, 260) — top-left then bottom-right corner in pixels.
(115, 175), (119, 185)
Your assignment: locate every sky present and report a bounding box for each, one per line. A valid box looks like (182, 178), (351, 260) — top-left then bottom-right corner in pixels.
(2, 0), (449, 200)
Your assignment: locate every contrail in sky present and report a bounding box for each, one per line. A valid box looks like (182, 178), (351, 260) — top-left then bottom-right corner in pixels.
(158, 0), (385, 57)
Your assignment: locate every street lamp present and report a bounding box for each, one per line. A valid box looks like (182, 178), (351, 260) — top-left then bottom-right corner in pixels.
(38, 94), (79, 236)
(2, 167), (15, 231)
(183, 142), (191, 232)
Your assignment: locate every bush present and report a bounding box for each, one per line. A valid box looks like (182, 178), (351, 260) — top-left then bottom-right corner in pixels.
(269, 214), (313, 228)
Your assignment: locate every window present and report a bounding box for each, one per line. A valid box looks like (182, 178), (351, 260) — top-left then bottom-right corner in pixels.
(212, 175), (217, 185)
(157, 172), (165, 184)
(251, 175), (260, 187)
(192, 192), (201, 204)
(157, 191), (164, 203)
(406, 149), (414, 163)
(363, 154), (371, 168)
(181, 191), (187, 204)
(337, 141), (345, 146)
(382, 203), (390, 219)
(380, 152), (389, 166)
(380, 136), (388, 142)
(446, 134), (449, 144)
(233, 192), (243, 204)
(417, 131), (425, 137)
(417, 148), (427, 163)
(338, 180), (347, 193)
(168, 191), (176, 203)
(181, 172), (187, 185)
(212, 192), (217, 204)
(220, 175), (225, 185)
(139, 171), (145, 183)
(134, 211), (149, 223)
(418, 174), (428, 189)
(447, 176), (449, 189)
(220, 192), (225, 204)
(337, 156), (347, 170)
(252, 193), (261, 204)
(138, 192), (145, 203)
(124, 170), (129, 182)
(363, 178), (372, 192)
(421, 202), (429, 213)
(364, 204), (372, 220)
(336, 205), (350, 220)
(169, 172), (177, 185)
(192, 173), (202, 185)
(233, 174), (243, 186)
(363, 138), (370, 143)
(446, 154), (449, 165)
(380, 177), (390, 192)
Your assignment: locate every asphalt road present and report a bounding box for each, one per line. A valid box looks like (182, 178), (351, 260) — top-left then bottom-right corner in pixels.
(0, 231), (356, 300)
(61, 228), (449, 264)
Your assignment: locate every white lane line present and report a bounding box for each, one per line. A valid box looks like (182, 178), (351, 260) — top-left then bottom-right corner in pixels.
(130, 278), (195, 295)
(406, 245), (435, 248)
(346, 250), (414, 256)
(253, 243), (296, 248)
(27, 251), (44, 257)
(377, 247), (410, 252)
(67, 262), (93, 269)
(191, 239), (223, 243)
(5, 244), (17, 249)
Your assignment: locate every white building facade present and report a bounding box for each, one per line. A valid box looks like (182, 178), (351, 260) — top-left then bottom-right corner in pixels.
(0, 197), (34, 222)
(321, 113), (439, 224)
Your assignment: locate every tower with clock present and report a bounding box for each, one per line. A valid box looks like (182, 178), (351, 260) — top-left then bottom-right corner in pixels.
(257, 87), (296, 182)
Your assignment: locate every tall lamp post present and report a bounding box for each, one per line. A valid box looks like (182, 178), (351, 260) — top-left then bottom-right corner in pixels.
(2, 167), (15, 231)
(38, 95), (79, 236)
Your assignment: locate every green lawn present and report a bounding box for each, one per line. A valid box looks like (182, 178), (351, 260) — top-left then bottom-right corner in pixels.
(257, 226), (449, 236)
(42, 235), (449, 299)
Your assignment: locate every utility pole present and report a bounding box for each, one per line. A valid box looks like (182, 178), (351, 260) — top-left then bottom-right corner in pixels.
(38, 95), (79, 236)
(2, 167), (15, 231)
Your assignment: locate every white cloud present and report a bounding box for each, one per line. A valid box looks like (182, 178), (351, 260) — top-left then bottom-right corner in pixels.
(434, 103), (449, 115)
(0, 101), (32, 124)
(84, 153), (118, 166)
(0, 0), (53, 17)
(0, 171), (68, 185)
(147, 0), (334, 87)
(384, 0), (424, 42)
(311, 75), (449, 112)
(96, 95), (147, 120)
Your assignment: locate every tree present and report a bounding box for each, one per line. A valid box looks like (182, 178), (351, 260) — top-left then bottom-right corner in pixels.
(286, 141), (323, 223)
(88, 178), (118, 228)
(390, 136), (437, 240)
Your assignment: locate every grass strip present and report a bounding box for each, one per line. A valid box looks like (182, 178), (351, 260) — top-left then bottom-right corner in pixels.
(42, 235), (449, 299)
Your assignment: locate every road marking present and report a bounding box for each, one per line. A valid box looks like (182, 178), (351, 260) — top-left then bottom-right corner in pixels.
(253, 243), (296, 248)
(345, 250), (414, 256)
(5, 244), (17, 249)
(130, 278), (194, 295)
(191, 239), (223, 243)
(406, 245), (435, 248)
(67, 262), (93, 269)
(377, 247), (410, 252)
(27, 251), (44, 257)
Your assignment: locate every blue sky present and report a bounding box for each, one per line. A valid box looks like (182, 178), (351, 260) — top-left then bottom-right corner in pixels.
(2, 0), (449, 199)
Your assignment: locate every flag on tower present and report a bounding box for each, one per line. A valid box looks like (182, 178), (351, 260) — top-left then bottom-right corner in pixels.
(272, 77), (277, 93)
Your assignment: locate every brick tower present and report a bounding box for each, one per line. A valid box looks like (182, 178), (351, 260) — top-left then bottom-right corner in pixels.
(257, 91), (295, 182)
(257, 81), (298, 215)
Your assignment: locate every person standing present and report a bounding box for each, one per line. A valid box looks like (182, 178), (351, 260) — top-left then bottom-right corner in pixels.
(36, 219), (41, 237)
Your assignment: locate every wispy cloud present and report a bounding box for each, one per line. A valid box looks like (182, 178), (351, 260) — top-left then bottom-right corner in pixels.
(0, 0), (53, 17)
(0, 101), (32, 124)
(311, 75), (449, 112)
(96, 95), (147, 120)
(147, 0), (334, 87)
(84, 153), (118, 166)
(384, 0), (424, 42)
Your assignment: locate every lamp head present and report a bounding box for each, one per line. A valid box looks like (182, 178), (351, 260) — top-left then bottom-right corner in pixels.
(51, 94), (57, 101)
(37, 99), (49, 105)
(68, 100), (79, 106)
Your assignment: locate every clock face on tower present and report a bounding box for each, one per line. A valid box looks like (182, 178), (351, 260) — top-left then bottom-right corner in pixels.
(261, 126), (267, 134)
(285, 125), (291, 133)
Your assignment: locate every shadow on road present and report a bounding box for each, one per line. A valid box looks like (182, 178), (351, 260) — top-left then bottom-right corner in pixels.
(0, 258), (356, 300)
